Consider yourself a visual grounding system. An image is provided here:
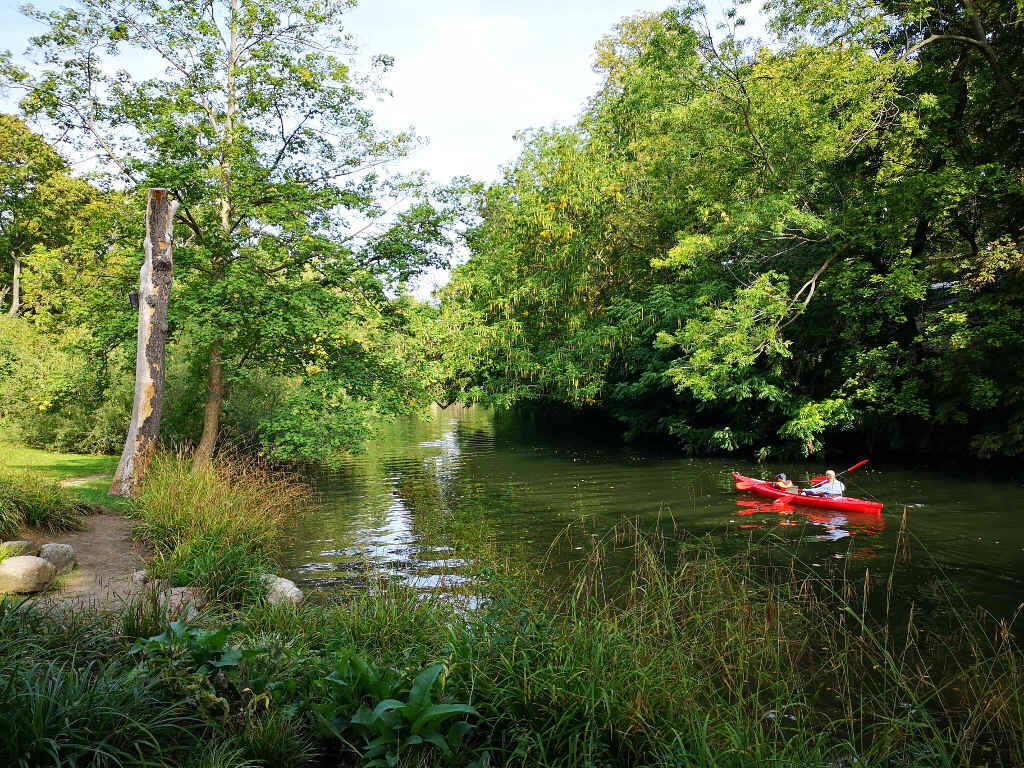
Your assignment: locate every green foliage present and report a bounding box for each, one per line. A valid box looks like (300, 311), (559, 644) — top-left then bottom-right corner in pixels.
(317, 653), (480, 767)
(132, 620), (254, 675)
(3, 0), (461, 463)
(442, 1), (1024, 460)
(132, 452), (315, 605)
(0, 316), (131, 454)
(1, 532), (1023, 766)
(150, 536), (271, 606)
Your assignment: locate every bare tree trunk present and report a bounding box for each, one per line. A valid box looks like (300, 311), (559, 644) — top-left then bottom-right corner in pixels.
(110, 189), (179, 497)
(191, 343), (223, 470)
(6, 257), (20, 316)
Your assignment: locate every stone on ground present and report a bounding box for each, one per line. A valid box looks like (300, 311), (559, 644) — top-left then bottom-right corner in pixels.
(158, 585), (204, 621)
(39, 543), (76, 576)
(0, 555), (57, 593)
(1, 540), (39, 557)
(264, 574), (303, 605)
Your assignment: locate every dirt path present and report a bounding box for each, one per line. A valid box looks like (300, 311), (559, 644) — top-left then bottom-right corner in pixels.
(59, 473), (112, 488)
(47, 512), (148, 609)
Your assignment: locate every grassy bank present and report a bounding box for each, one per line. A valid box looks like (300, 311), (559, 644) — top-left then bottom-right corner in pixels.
(2, 452), (1023, 767)
(0, 460), (106, 539)
(132, 452), (316, 604)
(0, 441), (125, 512)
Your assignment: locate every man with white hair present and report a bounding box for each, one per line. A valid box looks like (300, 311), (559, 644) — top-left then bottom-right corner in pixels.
(803, 469), (845, 497)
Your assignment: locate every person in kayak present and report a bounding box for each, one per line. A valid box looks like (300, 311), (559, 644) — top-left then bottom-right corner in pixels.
(773, 473), (795, 490)
(802, 469), (845, 497)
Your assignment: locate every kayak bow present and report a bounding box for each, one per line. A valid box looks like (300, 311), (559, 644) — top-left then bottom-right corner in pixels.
(732, 472), (883, 514)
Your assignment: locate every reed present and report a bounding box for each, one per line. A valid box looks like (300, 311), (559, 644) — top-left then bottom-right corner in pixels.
(0, 467), (89, 538)
(132, 451), (316, 604)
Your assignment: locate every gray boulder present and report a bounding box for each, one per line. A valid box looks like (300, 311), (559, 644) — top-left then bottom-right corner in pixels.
(263, 574), (303, 605)
(0, 555), (57, 594)
(0, 540), (39, 557)
(39, 543), (76, 576)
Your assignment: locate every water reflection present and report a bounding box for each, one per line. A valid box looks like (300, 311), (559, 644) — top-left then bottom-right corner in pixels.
(281, 405), (1024, 617)
(734, 499), (886, 543)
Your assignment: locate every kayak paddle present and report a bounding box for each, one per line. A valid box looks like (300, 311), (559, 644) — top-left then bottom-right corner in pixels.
(810, 459), (869, 486)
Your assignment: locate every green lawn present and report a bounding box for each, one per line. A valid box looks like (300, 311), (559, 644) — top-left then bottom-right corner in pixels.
(0, 442), (129, 511)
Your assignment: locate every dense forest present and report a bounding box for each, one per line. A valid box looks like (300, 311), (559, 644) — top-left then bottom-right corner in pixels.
(2, 0), (1023, 465)
(439, 0), (1024, 462)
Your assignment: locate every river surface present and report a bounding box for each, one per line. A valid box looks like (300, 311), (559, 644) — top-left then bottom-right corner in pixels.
(281, 405), (1024, 619)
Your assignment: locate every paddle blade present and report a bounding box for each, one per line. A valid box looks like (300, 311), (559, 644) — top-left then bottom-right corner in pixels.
(846, 459), (870, 473)
(810, 475), (827, 484)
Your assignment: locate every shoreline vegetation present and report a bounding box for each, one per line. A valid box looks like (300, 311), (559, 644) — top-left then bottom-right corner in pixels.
(1, 447), (1022, 766)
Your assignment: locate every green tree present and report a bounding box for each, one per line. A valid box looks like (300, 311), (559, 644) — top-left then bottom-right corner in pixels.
(443, 2), (1024, 460)
(8, 0), (455, 466)
(0, 114), (71, 316)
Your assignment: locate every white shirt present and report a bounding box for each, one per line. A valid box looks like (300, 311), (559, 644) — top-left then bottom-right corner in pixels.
(813, 479), (845, 496)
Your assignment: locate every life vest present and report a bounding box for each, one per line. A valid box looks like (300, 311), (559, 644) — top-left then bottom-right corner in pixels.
(774, 479), (793, 490)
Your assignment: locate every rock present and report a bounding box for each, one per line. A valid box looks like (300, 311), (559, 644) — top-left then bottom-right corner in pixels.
(0, 540), (39, 557)
(39, 543), (76, 576)
(131, 569), (150, 586)
(0, 555), (57, 594)
(263, 574), (303, 605)
(163, 586), (204, 620)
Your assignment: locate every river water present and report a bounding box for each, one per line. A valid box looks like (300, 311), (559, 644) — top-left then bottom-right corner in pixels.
(281, 405), (1024, 619)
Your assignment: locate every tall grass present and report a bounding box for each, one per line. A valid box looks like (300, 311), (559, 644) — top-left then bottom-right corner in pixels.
(1, 531), (1021, 767)
(0, 467), (89, 538)
(132, 452), (315, 604)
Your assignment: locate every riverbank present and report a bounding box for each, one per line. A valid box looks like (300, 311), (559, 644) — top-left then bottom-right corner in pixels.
(3, 445), (1023, 766)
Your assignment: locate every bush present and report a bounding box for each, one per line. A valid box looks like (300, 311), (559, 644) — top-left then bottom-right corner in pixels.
(0, 467), (89, 537)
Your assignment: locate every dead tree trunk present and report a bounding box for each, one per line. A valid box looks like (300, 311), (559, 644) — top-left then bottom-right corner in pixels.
(6, 257), (20, 316)
(110, 189), (179, 497)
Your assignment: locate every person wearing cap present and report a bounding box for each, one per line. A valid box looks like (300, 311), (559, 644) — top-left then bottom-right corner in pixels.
(773, 473), (795, 490)
(802, 469), (845, 497)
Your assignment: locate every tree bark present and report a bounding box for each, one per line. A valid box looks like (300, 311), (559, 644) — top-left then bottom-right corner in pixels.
(110, 189), (179, 497)
(6, 257), (20, 316)
(191, 343), (223, 470)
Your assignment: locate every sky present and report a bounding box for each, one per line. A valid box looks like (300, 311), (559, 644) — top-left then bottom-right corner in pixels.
(0, 0), (761, 296)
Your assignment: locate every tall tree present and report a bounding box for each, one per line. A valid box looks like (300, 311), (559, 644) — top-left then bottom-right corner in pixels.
(9, 0), (453, 466)
(0, 115), (66, 316)
(443, 3), (1024, 460)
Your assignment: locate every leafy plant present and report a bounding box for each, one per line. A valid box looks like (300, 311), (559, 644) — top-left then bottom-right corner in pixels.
(132, 620), (262, 722)
(132, 620), (255, 674)
(351, 663), (478, 767)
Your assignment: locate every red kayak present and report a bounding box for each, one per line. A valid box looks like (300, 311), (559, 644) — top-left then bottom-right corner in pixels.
(732, 472), (883, 514)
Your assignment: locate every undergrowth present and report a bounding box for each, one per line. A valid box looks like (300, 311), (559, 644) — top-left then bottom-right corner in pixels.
(0, 467), (90, 538)
(1, 526), (1021, 767)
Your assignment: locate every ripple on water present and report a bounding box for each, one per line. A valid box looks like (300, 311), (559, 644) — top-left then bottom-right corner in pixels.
(280, 406), (1024, 617)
